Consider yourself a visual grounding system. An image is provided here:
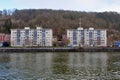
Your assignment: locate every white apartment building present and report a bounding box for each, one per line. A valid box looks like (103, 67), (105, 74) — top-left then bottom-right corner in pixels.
(67, 27), (107, 47)
(11, 27), (53, 47)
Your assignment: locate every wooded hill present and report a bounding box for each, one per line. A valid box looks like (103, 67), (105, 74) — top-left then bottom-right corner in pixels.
(0, 9), (120, 42)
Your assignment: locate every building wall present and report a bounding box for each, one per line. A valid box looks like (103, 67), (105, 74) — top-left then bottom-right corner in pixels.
(67, 28), (107, 47)
(0, 34), (6, 42)
(0, 34), (10, 43)
(11, 27), (53, 47)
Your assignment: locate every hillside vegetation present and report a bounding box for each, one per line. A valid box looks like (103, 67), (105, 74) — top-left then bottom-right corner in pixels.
(0, 9), (120, 42)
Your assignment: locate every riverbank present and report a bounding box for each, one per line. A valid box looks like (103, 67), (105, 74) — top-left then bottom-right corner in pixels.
(0, 47), (120, 52)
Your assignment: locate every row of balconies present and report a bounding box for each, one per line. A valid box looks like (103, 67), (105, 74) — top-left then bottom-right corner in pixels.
(11, 40), (52, 46)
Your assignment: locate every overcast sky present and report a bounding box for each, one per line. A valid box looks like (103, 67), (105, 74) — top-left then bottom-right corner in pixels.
(0, 0), (120, 12)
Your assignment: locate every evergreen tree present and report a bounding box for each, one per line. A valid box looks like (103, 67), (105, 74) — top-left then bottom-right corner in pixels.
(3, 18), (12, 34)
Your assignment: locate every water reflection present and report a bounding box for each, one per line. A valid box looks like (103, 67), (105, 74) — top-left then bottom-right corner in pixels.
(69, 53), (107, 72)
(0, 52), (120, 79)
(52, 53), (70, 74)
(0, 53), (10, 63)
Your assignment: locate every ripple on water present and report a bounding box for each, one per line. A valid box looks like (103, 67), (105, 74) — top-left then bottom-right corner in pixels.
(113, 62), (120, 66)
(0, 52), (120, 79)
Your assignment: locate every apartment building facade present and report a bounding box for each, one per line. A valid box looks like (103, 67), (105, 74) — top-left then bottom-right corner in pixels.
(11, 27), (53, 47)
(67, 27), (107, 47)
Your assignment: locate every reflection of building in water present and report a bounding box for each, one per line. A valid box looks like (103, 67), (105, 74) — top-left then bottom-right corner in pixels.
(10, 53), (34, 69)
(51, 53), (70, 74)
(35, 53), (52, 74)
(69, 53), (108, 75)
(0, 53), (10, 63)
(10, 53), (52, 74)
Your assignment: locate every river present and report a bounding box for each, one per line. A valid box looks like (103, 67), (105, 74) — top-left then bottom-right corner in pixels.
(0, 52), (120, 79)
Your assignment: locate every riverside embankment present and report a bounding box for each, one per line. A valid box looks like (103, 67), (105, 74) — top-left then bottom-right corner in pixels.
(0, 47), (120, 52)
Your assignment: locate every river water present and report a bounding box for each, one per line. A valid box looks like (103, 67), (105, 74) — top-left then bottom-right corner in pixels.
(0, 52), (120, 80)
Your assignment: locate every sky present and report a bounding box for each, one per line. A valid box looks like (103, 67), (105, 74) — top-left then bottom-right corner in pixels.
(0, 0), (120, 12)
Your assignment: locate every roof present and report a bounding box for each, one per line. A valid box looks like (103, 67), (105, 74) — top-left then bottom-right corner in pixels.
(67, 28), (107, 31)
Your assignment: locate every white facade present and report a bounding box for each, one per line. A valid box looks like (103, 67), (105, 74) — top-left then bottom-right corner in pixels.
(67, 27), (107, 47)
(11, 27), (53, 47)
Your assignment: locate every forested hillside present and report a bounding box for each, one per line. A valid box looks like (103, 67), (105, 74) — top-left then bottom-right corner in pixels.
(0, 9), (120, 42)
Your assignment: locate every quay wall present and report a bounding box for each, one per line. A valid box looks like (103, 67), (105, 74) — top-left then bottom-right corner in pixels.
(0, 47), (120, 53)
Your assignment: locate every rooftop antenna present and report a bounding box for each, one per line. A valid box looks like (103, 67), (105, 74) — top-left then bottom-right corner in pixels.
(79, 18), (82, 27)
